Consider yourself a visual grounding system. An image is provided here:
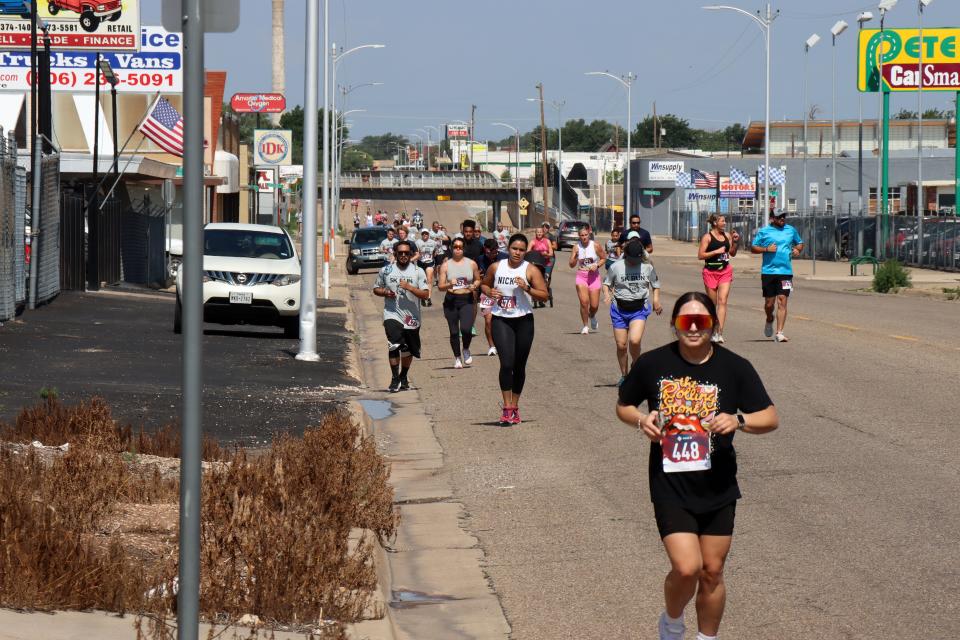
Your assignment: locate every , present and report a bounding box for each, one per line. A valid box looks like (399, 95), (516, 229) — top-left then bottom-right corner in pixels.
(174, 223), (302, 338)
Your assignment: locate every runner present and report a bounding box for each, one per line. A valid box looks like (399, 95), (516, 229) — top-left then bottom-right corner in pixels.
(697, 215), (740, 344)
(373, 240), (431, 393)
(751, 211), (804, 342)
(395, 226), (412, 264)
(529, 226), (555, 308)
(416, 229), (438, 307)
(429, 220), (443, 240)
(541, 222), (558, 253)
(494, 221), (510, 252)
(461, 219), (484, 261)
(430, 221), (449, 269)
(437, 238), (482, 369)
(436, 230), (448, 274)
(379, 227), (398, 263)
(605, 227), (623, 271)
(397, 226), (416, 261)
(480, 233), (550, 426)
(603, 239), (662, 386)
(477, 238), (508, 354)
(569, 224), (607, 334)
(461, 220), (486, 338)
(616, 291), (779, 640)
(353, 212), (361, 229)
(365, 212), (374, 227)
(620, 213), (654, 254)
